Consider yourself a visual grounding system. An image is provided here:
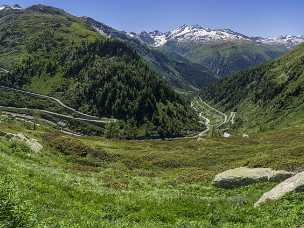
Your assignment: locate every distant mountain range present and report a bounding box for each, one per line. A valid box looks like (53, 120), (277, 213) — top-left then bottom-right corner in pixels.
(1, 4), (303, 91)
(0, 4), (22, 11)
(253, 35), (304, 49)
(90, 22), (303, 80)
(131, 25), (304, 49)
(83, 17), (217, 91)
(126, 25), (302, 78)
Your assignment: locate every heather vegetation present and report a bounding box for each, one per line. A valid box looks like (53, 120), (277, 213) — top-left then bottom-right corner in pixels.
(1, 115), (304, 227)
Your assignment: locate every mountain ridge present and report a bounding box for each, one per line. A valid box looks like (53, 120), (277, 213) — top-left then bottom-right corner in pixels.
(0, 4), (22, 11)
(1, 4), (298, 86)
(133, 24), (304, 48)
(82, 17), (217, 90)
(83, 18), (294, 84)
(2, 4), (302, 49)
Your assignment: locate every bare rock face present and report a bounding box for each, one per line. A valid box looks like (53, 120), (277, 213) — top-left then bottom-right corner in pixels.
(254, 172), (304, 207)
(213, 167), (294, 188)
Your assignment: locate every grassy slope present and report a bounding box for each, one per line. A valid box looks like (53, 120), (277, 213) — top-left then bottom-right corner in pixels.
(0, 6), (98, 96)
(162, 40), (287, 77)
(0, 7), (98, 70)
(203, 43), (304, 133)
(1, 115), (304, 227)
(151, 48), (217, 89)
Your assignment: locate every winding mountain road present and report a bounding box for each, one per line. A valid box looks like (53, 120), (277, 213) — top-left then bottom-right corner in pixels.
(191, 97), (234, 137)
(0, 66), (116, 122)
(197, 97), (228, 128)
(0, 85), (106, 120)
(0, 106), (115, 124)
(0, 67), (9, 73)
(191, 101), (211, 137)
(0, 67), (115, 121)
(1, 111), (84, 137)
(0, 67), (235, 139)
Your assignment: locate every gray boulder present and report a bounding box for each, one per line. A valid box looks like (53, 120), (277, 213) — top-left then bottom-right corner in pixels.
(254, 172), (304, 207)
(12, 133), (43, 153)
(0, 131), (43, 153)
(213, 167), (294, 188)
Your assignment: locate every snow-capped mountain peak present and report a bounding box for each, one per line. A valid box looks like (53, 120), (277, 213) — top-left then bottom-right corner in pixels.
(133, 25), (304, 48)
(0, 4), (22, 11)
(136, 25), (250, 47)
(254, 35), (304, 48)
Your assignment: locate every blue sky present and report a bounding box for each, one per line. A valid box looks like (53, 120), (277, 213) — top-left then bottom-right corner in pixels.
(2, 0), (304, 37)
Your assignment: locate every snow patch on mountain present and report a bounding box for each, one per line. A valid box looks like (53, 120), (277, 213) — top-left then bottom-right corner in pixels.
(136, 25), (250, 47)
(0, 4), (22, 11)
(85, 17), (304, 49)
(134, 25), (304, 48)
(254, 35), (304, 48)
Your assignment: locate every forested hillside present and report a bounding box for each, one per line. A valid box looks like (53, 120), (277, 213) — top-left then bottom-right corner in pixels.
(202, 43), (304, 132)
(0, 5), (199, 137)
(162, 40), (287, 77)
(83, 17), (217, 91)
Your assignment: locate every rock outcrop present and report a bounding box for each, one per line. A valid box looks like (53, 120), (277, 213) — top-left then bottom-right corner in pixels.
(0, 131), (43, 153)
(213, 167), (294, 188)
(254, 172), (304, 207)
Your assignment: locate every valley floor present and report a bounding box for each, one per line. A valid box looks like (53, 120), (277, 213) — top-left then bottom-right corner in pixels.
(1, 115), (304, 227)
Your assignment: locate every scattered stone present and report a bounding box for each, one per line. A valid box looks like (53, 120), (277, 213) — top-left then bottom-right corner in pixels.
(254, 172), (304, 207)
(213, 167), (294, 188)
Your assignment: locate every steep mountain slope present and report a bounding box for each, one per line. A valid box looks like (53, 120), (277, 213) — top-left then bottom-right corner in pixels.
(162, 40), (287, 77)
(135, 25), (297, 78)
(135, 25), (251, 47)
(82, 18), (217, 90)
(202, 43), (304, 132)
(0, 4), (199, 137)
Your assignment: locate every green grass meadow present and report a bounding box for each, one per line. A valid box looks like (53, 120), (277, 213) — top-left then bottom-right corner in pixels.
(1, 114), (304, 227)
